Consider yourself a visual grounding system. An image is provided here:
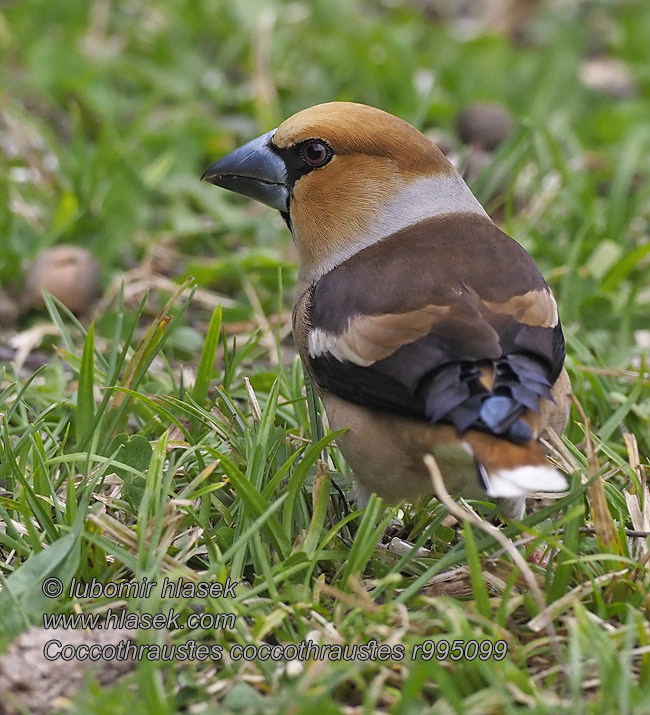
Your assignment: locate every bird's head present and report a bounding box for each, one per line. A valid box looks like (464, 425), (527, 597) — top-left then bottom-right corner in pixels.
(203, 102), (487, 282)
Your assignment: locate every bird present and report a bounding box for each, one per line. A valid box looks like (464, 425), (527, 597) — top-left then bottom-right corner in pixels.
(202, 102), (572, 520)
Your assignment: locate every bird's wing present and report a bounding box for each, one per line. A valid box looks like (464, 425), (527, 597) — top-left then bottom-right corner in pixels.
(305, 214), (565, 444)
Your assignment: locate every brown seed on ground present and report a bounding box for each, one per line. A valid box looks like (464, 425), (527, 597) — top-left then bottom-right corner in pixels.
(25, 245), (100, 313)
(456, 102), (516, 151)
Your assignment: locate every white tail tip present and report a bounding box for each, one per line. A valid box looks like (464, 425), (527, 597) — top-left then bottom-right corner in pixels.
(484, 465), (569, 499)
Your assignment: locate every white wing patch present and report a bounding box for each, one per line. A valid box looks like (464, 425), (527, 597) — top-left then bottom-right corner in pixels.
(308, 305), (451, 368)
(308, 328), (375, 366)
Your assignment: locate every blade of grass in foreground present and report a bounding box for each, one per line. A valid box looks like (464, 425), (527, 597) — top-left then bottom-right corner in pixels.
(340, 494), (392, 585)
(75, 322), (95, 447)
(191, 304), (222, 407)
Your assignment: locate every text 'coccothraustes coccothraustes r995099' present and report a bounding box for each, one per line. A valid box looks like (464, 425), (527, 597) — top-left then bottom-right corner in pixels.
(202, 102), (572, 519)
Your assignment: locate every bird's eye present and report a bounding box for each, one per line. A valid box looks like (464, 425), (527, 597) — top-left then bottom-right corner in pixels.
(300, 140), (331, 168)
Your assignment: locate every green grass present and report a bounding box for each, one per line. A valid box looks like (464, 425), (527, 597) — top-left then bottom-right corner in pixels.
(1, 1), (650, 712)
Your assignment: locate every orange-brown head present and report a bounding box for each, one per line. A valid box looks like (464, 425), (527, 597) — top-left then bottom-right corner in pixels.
(203, 102), (487, 283)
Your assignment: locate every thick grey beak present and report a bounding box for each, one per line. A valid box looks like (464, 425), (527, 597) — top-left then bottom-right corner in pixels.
(201, 129), (289, 212)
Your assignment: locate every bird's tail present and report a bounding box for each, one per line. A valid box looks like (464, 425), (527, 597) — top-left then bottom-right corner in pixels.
(464, 431), (568, 499)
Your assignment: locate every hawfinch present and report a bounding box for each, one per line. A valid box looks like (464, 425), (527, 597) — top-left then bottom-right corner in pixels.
(202, 102), (572, 519)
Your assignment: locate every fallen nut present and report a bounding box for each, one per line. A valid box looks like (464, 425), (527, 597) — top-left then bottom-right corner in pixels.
(25, 245), (100, 313)
(456, 102), (516, 151)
